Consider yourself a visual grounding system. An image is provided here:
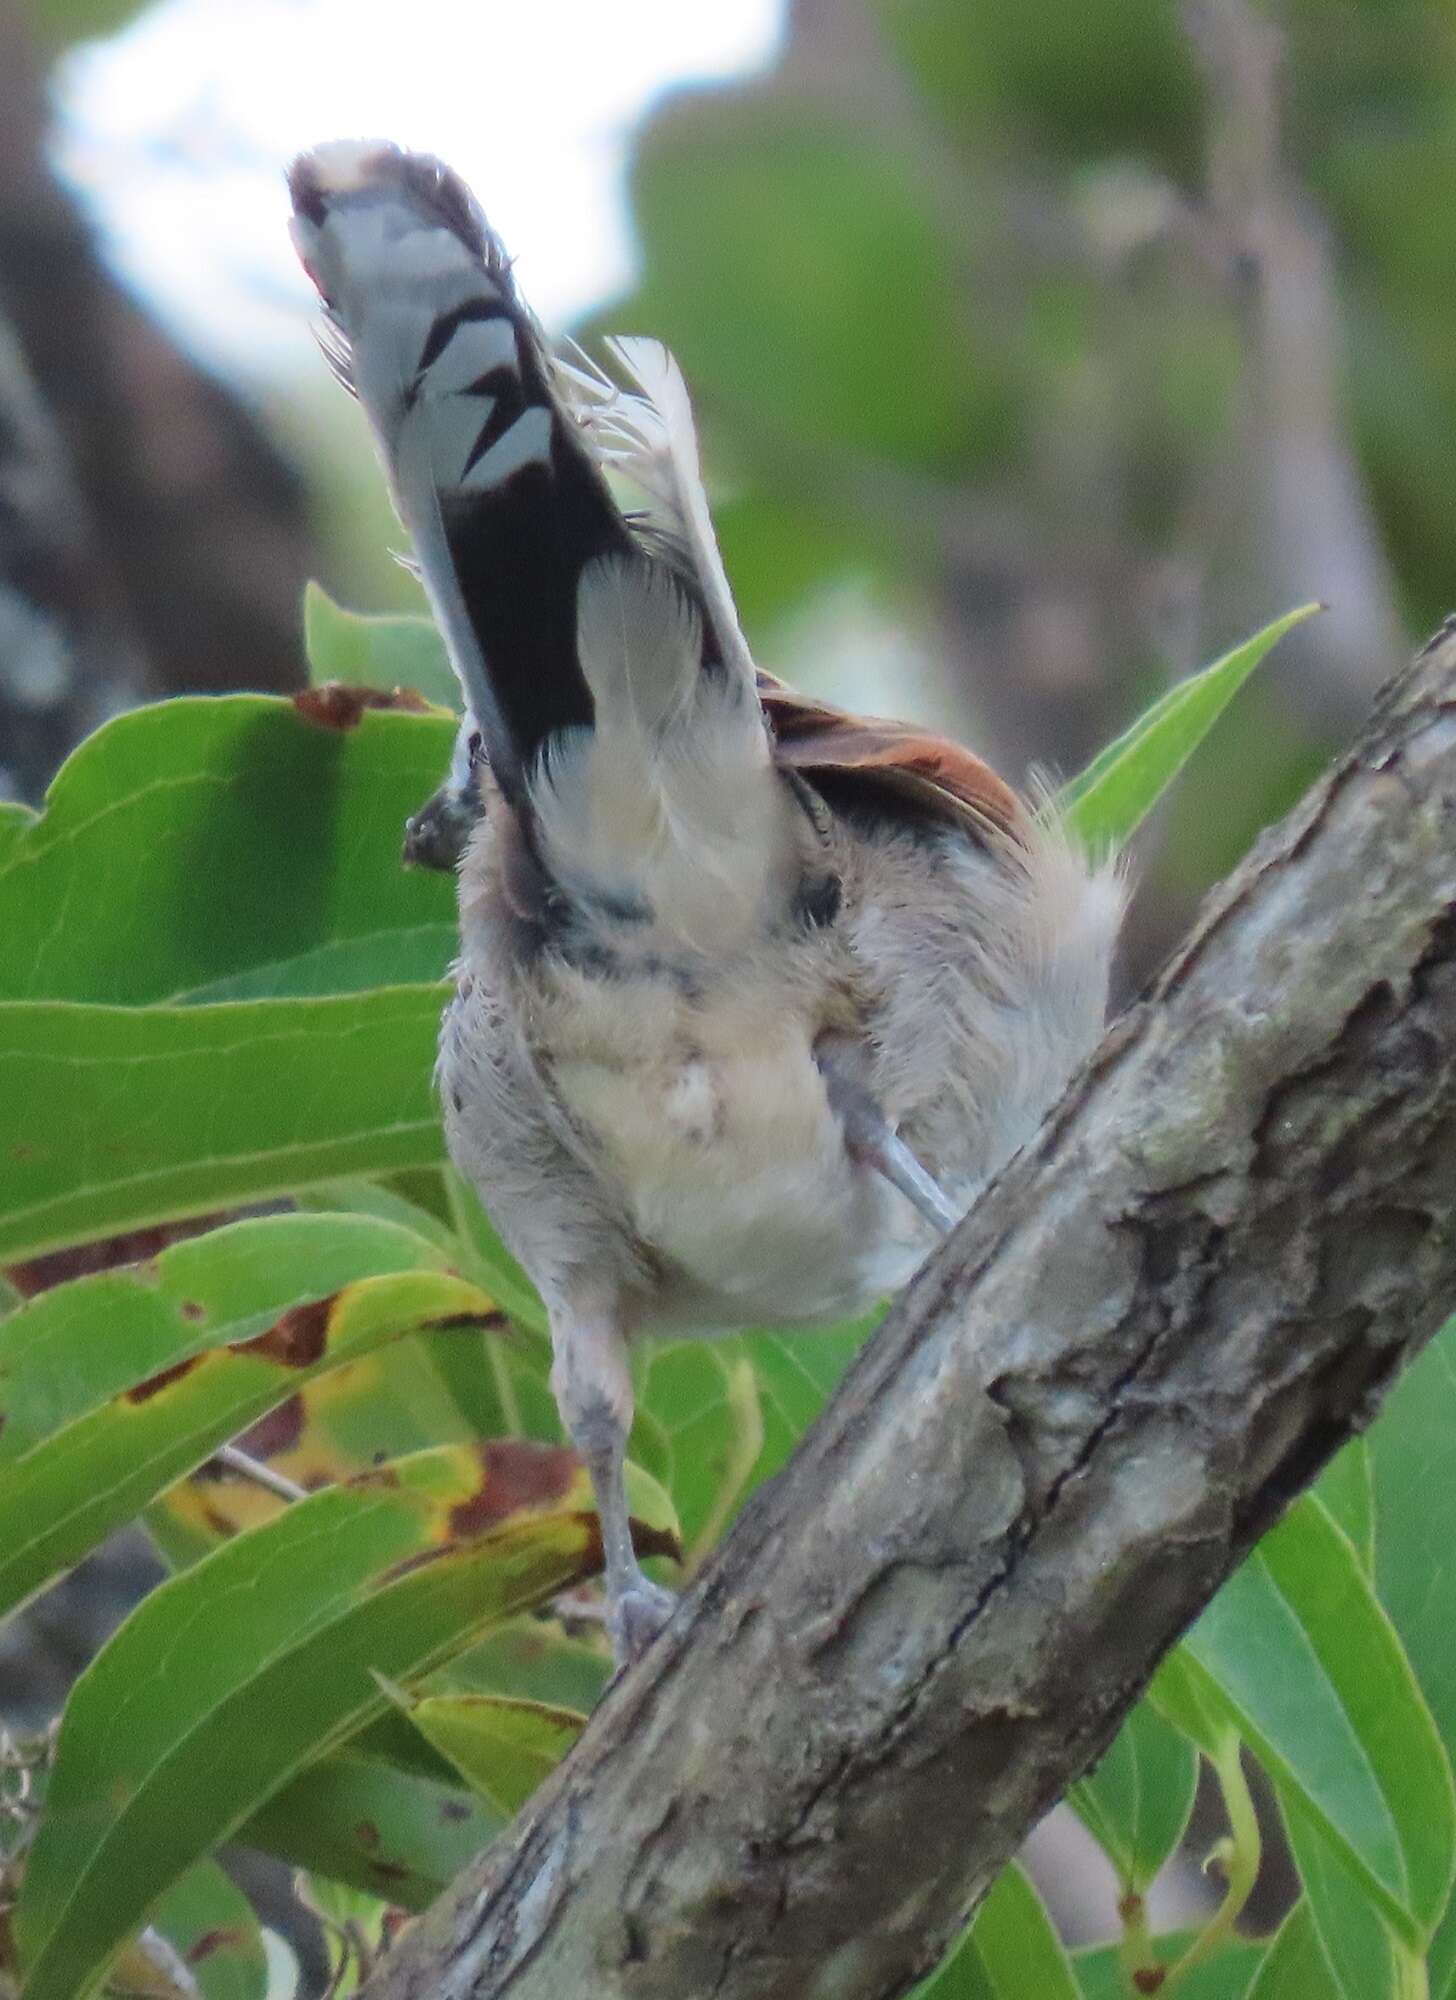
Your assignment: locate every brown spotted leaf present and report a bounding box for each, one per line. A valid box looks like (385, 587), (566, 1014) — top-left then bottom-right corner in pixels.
(141, 1863), (267, 2000)
(244, 1746), (500, 1910)
(16, 1441), (678, 2000)
(0, 1212), (497, 1620)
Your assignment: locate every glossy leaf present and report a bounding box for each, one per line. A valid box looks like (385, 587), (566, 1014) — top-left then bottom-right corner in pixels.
(386, 1684), (586, 1817)
(1066, 1697), (1199, 1893)
(0, 1212), (493, 1618)
(304, 583), (461, 712)
(16, 1441), (678, 2000)
(243, 1747), (499, 1910)
(0, 990), (446, 1265)
(1055, 604), (1320, 853)
(909, 1864), (1080, 1998)
(1165, 1496), (1455, 1946)
(0, 694), (456, 1006)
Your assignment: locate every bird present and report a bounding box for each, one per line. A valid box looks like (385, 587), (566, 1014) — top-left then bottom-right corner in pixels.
(288, 142), (1124, 1664)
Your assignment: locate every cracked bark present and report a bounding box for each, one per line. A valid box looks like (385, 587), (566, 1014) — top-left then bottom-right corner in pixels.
(365, 626), (1456, 2000)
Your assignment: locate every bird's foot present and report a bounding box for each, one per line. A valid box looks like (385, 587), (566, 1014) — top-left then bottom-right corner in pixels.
(608, 1576), (678, 1667)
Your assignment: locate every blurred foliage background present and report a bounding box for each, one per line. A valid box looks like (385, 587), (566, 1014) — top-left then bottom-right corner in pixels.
(3, 0), (1456, 973)
(4, 0), (1456, 982)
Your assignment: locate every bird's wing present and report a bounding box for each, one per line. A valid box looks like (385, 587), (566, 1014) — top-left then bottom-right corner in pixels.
(756, 672), (1024, 841)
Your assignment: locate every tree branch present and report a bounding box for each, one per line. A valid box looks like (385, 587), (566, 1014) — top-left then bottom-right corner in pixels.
(367, 626), (1456, 2000)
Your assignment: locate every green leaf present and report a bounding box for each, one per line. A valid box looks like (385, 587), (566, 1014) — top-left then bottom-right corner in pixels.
(1318, 1438), (1376, 1574)
(304, 584), (460, 713)
(1170, 1495), (1455, 1947)
(1366, 1315), (1456, 1996)
(427, 1614), (610, 1712)
(0, 990), (446, 1264)
(16, 1441), (677, 2000)
(385, 1685), (586, 1817)
(909, 1864), (1080, 1998)
(632, 1337), (765, 1560)
(1066, 1697), (1199, 1891)
(439, 1169), (549, 1336)
(0, 1211), (494, 1619)
(144, 1861), (268, 2000)
(1276, 1788), (1429, 2000)
(1073, 1933), (1265, 2000)
(0, 694), (457, 1006)
(243, 1748), (499, 1911)
(1055, 604), (1320, 852)
(284, 1178), (557, 1457)
(25, 0), (154, 52)
(1240, 1903), (1326, 2000)
(740, 1319), (876, 1483)
(143, 1320), (549, 1571)
(292, 1877), (398, 2000)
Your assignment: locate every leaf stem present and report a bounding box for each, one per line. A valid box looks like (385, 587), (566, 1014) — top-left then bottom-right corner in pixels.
(1116, 1887), (1160, 1996)
(1163, 1734), (1261, 1994)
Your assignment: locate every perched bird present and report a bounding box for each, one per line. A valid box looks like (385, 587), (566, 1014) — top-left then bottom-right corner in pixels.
(289, 143), (1123, 1663)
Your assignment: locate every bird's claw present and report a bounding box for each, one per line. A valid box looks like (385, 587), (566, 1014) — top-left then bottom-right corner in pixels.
(608, 1576), (678, 1667)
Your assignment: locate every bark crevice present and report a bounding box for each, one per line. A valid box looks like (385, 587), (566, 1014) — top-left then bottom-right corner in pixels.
(365, 631), (1456, 2000)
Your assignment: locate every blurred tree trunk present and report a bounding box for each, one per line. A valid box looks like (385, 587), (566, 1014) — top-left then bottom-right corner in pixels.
(0, 0), (315, 804)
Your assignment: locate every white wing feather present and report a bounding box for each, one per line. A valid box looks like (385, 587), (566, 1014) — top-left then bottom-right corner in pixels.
(555, 337), (755, 689)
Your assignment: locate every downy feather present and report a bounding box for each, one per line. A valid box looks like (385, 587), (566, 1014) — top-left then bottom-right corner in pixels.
(530, 555), (789, 949)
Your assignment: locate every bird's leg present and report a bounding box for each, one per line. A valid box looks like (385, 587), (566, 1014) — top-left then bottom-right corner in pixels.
(816, 1036), (960, 1237)
(549, 1290), (676, 1666)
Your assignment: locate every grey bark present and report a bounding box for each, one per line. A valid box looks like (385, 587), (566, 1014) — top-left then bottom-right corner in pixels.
(366, 625), (1456, 2000)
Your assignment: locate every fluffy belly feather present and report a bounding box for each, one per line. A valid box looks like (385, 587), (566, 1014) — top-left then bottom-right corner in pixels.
(552, 1028), (927, 1327)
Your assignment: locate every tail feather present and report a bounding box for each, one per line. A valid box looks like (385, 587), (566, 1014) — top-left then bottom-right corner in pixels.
(556, 336), (754, 688)
(290, 142), (792, 933)
(530, 555), (788, 948)
(288, 141), (634, 803)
